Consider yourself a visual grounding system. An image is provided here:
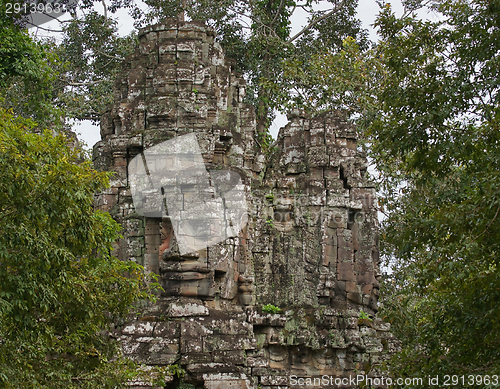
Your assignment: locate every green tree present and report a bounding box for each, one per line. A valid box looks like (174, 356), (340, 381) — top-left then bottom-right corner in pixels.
(3, 0), (369, 144)
(20, 0), (366, 143)
(369, 0), (500, 384)
(54, 9), (137, 122)
(0, 5), (60, 128)
(279, 35), (382, 127)
(0, 0), (137, 126)
(0, 107), (159, 387)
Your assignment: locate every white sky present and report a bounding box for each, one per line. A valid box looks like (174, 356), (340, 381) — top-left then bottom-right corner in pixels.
(32, 0), (407, 149)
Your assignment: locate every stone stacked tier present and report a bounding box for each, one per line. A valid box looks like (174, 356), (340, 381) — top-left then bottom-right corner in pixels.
(93, 19), (398, 389)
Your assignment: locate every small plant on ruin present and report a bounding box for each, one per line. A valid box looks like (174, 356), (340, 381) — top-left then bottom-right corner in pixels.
(166, 364), (186, 379)
(262, 304), (281, 314)
(358, 310), (372, 321)
(328, 330), (335, 341)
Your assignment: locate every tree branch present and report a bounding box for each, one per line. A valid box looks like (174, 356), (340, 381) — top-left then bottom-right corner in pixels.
(472, 203), (500, 242)
(94, 49), (124, 61)
(288, 0), (346, 43)
(271, 0), (286, 26)
(33, 24), (65, 33)
(99, 0), (107, 20)
(59, 78), (105, 87)
(232, 7), (273, 35)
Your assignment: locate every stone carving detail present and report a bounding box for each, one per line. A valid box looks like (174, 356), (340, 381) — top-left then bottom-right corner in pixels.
(93, 19), (398, 389)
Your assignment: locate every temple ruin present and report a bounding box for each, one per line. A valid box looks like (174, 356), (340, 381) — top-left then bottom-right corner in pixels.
(93, 19), (398, 389)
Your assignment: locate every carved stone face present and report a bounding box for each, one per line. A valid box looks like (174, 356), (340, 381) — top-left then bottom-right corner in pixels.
(93, 18), (380, 312)
(127, 133), (251, 301)
(157, 215), (248, 300)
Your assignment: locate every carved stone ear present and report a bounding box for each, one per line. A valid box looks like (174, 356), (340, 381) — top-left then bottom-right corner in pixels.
(238, 275), (255, 305)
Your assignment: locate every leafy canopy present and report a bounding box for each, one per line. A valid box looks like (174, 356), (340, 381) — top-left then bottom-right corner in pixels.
(369, 0), (500, 382)
(10, 0), (368, 142)
(54, 9), (137, 122)
(0, 6), (61, 128)
(0, 106), (159, 388)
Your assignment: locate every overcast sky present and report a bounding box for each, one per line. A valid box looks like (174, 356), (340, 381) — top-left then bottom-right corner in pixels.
(35, 0), (407, 148)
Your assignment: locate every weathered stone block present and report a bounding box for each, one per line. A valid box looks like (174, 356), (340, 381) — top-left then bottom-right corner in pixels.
(337, 262), (355, 282)
(181, 336), (204, 353)
(204, 379), (251, 389)
(153, 320), (180, 337)
(212, 350), (246, 365)
(122, 321), (155, 336)
(260, 375), (288, 385)
(168, 302), (209, 317)
(186, 362), (241, 374)
(203, 335), (257, 352)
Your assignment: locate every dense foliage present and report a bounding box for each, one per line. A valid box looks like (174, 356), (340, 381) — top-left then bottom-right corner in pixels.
(370, 0), (500, 384)
(0, 106), (162, 387)
(4, 0), (368, 143)
(0, 0), (137, 126)
(0, 16), (162, 386)
(54, 10), (137, 122)
(0, 4), (60, 127)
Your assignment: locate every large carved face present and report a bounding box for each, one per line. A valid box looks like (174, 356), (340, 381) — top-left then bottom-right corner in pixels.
(128, 132), (252, 302)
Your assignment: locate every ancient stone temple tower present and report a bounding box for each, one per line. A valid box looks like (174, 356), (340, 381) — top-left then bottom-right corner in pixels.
(93, 19), (397, 389)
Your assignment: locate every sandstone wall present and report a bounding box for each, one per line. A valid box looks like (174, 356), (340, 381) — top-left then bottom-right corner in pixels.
(93, 19), (398, 389)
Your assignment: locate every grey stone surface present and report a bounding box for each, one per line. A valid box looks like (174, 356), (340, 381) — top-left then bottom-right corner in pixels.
(94, 19), (398, 389)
